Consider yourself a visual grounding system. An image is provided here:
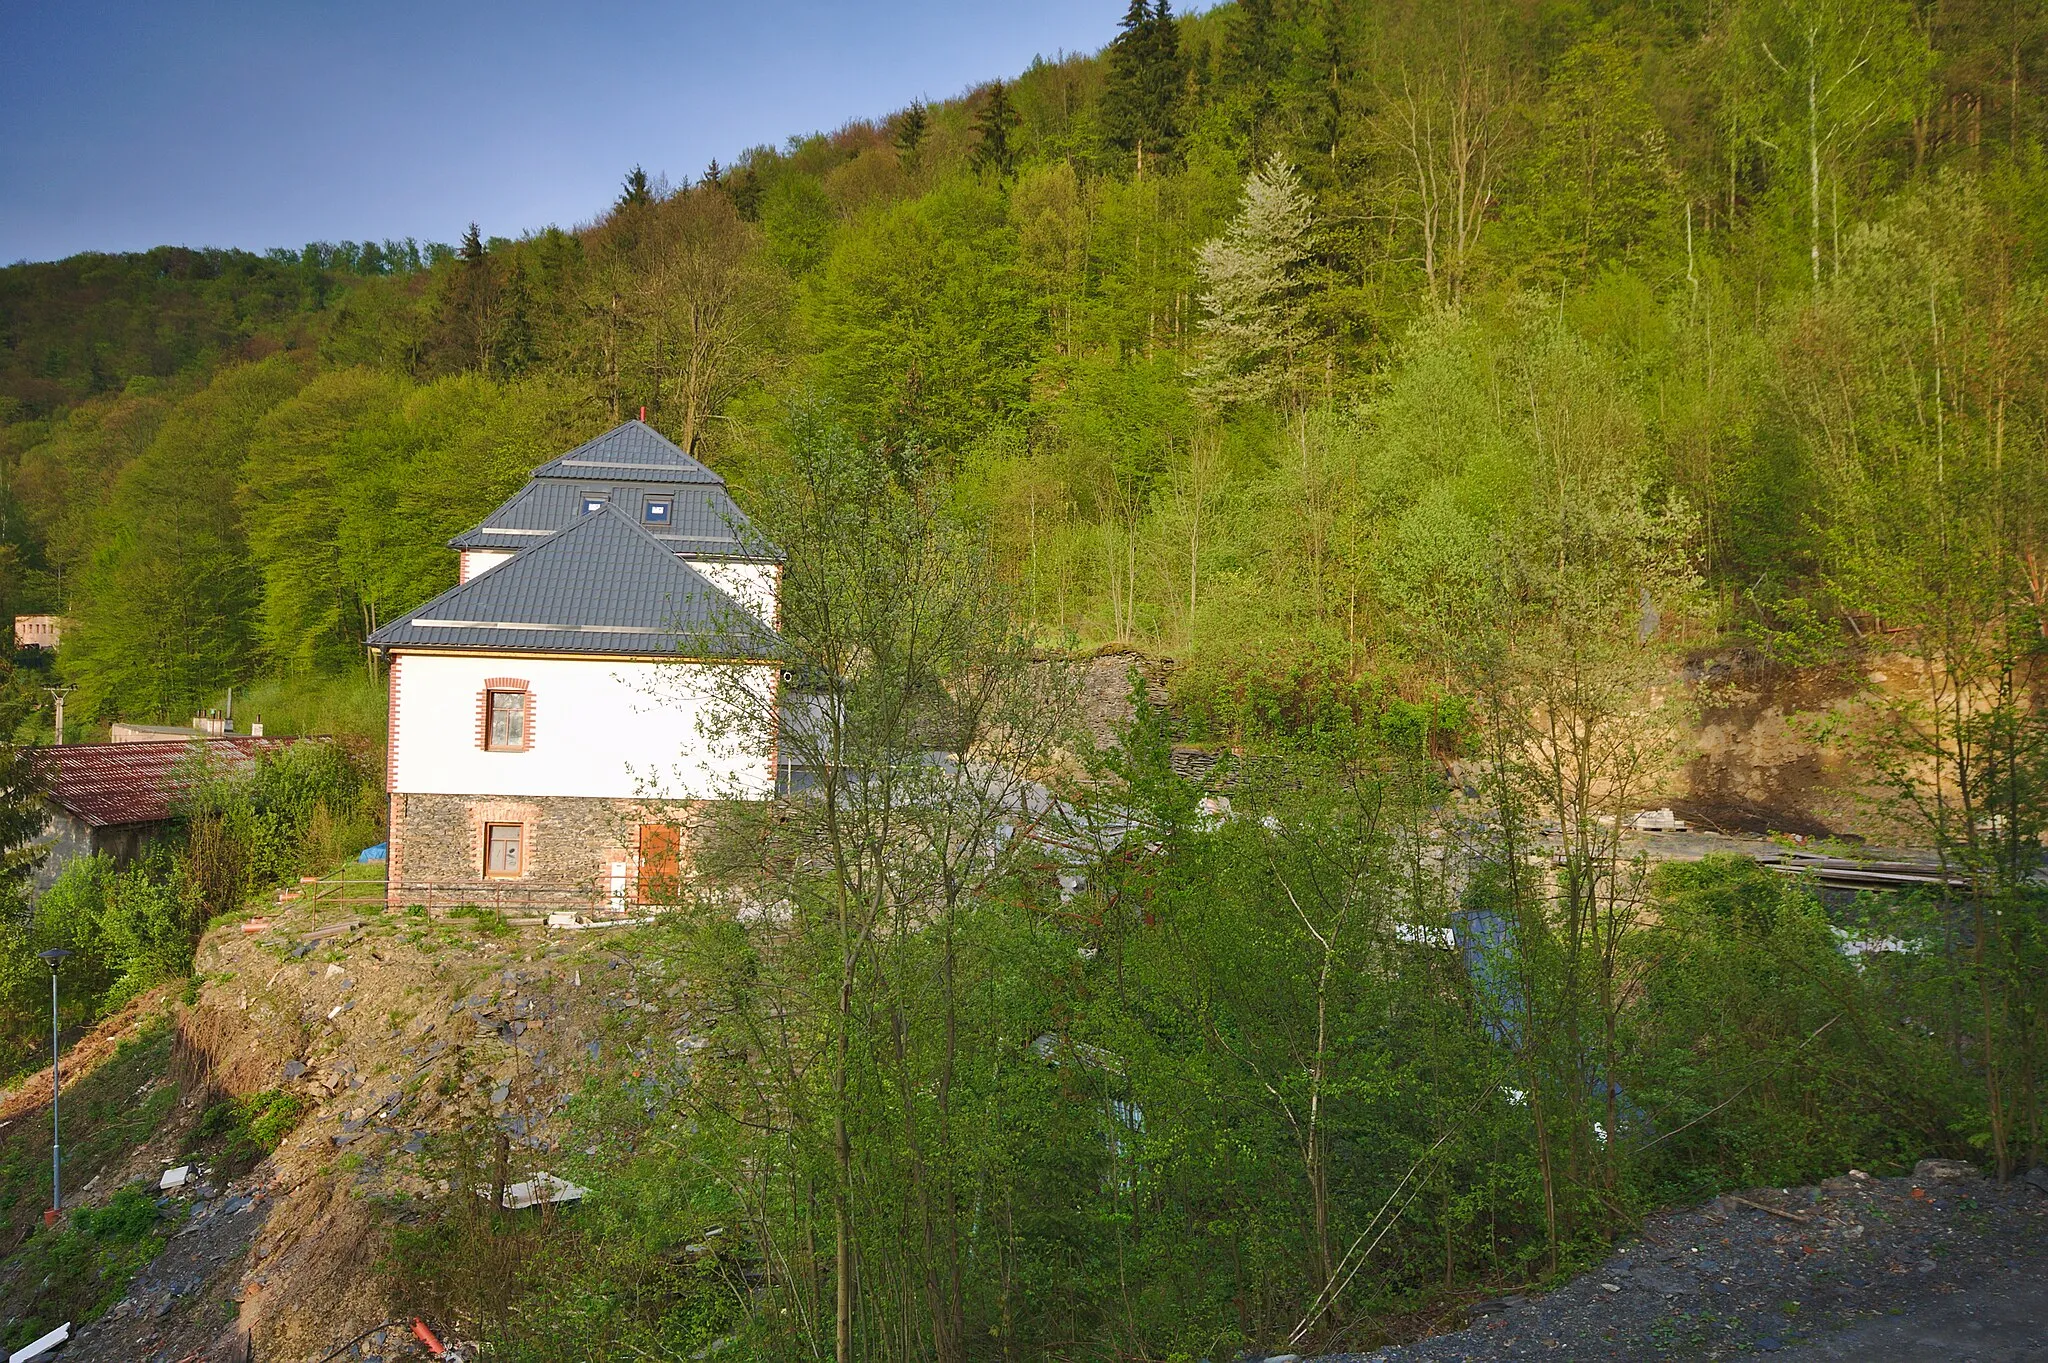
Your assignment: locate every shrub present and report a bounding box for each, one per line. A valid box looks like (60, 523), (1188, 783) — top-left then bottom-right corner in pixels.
(194, 1087), (308, 1169)
(72, 1185), (159, 1240)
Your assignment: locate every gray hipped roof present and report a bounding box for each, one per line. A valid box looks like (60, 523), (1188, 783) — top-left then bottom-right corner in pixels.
(448, 478), (778, 560)
(534, 419), (724, 484)
(448, 419), (781, 563)
(370, 504), (781, 659)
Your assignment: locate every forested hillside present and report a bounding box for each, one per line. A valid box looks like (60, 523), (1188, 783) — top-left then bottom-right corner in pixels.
(2, 3), (2046, 1358)
(1, 0), (2042, 739)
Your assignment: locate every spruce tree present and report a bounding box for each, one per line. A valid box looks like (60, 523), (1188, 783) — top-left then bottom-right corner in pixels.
(971, 81), (1021, 176)
(618, 164), (654, 209)
(1100, 0), (1184, 172)
(893, 100), (930, 171)
(1225, 0), (1277, 88)
(458, 222), (486, 264)
(0, 744), (46, 902)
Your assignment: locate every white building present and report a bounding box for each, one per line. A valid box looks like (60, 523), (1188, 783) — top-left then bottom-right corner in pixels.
(369, 420), (782, 909)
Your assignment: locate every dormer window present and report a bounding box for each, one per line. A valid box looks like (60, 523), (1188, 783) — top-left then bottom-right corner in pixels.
(581, 491), (609, 514)
(643, 496), (673, 526)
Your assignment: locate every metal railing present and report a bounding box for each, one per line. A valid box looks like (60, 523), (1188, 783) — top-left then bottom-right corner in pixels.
(279, 867), (632, 918)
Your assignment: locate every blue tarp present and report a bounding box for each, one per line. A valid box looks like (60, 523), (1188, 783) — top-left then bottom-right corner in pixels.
(357, 843), (388, 863)
(1451, 902), (1649, 1137)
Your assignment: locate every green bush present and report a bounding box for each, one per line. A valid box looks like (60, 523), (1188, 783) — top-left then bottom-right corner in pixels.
(181, 740), (383, 920)
(72, 1185), (159, 1240)
(1626, 857), (1964, 1195)
(0, 740), (380, 1083)
(195, 1087), (308, 1169)
(3, 1185), (170, 1350)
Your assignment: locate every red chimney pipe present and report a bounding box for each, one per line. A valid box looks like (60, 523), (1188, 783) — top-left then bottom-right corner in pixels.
(639, 406), (647, 422)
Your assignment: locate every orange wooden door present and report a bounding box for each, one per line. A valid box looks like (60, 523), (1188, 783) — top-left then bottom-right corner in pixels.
(638, 824), (681, 904)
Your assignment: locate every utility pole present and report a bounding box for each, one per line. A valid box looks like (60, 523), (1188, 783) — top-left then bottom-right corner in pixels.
(37, 948), (70, 1224)
(43, 686), (72, 746)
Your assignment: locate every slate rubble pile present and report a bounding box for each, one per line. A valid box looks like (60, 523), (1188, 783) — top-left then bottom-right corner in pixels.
(1319, 1161), (2048, 1363)
(64, 1166), (272, 1363)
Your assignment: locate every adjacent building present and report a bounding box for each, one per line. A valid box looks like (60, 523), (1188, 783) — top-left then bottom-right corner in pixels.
(33, 737), (295, 893)
(14, 615), (63, 651)
(368, 421), (783, 910)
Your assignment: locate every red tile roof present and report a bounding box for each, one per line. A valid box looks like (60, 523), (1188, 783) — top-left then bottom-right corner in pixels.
(39, 738), (298, 828)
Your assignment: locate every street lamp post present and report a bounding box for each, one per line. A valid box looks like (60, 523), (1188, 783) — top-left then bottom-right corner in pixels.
(37, 948), (70, 1223)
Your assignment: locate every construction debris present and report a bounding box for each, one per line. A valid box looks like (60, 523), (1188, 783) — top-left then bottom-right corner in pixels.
(7, 1323), (70, 1363)
(491, 1172), (589, 1211)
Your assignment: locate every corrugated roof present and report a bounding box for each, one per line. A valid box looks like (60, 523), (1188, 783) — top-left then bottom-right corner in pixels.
(40, 738), (298, 828)
(371, 504), (781, 658)
(448, 477), (779, 561)
(533, 420), (725, 484)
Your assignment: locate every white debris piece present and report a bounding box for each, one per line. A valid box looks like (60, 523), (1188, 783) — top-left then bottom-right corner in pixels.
(1831, 928), (1916, 958)
(496, 1171), (590, 1210)
(9, 1322), (70, 1362)
(159, 1165), (191, 1191)
(1392, 922), (1456, 950)
(1627, 808), (1690, 832)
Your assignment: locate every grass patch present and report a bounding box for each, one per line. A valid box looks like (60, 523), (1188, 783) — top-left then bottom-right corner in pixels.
(235, 673), (388, 743)
(0, 1186), (174, 1351)
(190, 1088), (308, 1177)
(449, 905), (516, 939)
(0, 1024), (182, 1351)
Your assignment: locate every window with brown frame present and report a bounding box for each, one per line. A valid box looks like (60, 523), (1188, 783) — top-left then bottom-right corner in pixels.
(486, 689), (527, 750)
(484, 823), (524, 878)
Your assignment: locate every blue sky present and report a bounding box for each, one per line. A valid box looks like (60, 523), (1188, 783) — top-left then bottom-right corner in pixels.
(0, 0), (1123, 264)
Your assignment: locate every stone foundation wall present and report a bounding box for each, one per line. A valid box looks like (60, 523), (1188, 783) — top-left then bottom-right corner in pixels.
(388, 791), (706, 909)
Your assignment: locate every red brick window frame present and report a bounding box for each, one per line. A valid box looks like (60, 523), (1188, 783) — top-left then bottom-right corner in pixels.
(483, 822), (526, 878)
(476, 678), (534, 752)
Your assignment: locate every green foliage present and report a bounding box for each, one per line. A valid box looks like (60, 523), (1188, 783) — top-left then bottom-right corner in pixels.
(233, 671), (388, 743)
(807, 180), (1040, 466)
(2, 4), (2047, 1351)
(26, 854), (195, 1009)
(1627, 858), (1960, 1195)
(1100, 0), (1186, 170)
(448, 904), (516, 938)
(0, 1022), (176, 1347)
(71, 1184), (160, 1240)
(60, 357), (305, 721)
(180, 740), (382, 919)
(1174, 654), (1464, 758)
(1, 1217), (166, 1351)
(0, 742), (378, 1079)
(194, 1087), (308, 1170)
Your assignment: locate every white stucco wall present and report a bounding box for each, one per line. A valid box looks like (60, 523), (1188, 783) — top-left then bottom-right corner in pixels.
(458, 549), (516, 583)
(389, 653), (776, 799)
(686, 560), (780, 628)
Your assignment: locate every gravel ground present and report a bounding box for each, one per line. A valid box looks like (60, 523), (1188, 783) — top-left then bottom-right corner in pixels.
(64, 1172), (272, 1363)
(1319, 1161), (2048, 1363)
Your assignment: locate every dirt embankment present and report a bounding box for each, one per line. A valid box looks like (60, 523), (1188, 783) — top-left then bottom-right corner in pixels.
(178, 901), (662, 1361)
(1, 901), (665, 1362)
